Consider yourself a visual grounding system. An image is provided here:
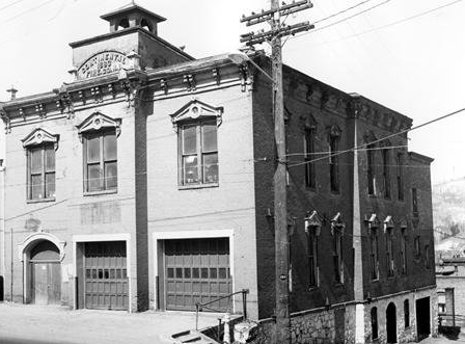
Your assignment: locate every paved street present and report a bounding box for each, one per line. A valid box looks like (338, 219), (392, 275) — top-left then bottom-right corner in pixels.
(0, 302), (219, 344)
(422, 334), (465, 344)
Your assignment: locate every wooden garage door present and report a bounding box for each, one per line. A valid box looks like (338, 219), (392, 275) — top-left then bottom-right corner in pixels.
(165, 238), (232, 312)
(83, 241), (128, 310)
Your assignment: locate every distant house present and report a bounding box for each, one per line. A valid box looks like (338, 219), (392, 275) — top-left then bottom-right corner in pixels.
(436, 243), (465, 327)
(0, 3), (437, 343)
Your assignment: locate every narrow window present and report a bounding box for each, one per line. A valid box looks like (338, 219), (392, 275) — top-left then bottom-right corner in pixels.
(371, 307), (379, 340)
(304, 128), (316, 188)
(180, 120), (218, 185)
(333, 229), (344, 283)
(386, 228), (394, 277)
(308, 229), (319, 287)
(414, 236), (421, 258)
(84, 130), (117, 192)
(397, 153), (404, 201)
(27, 144), (55, 200)
(370, 228), (379, 280)
(383, 147), (390, 199)
(329, 134), (339, 192)
(400, 228), (407, 274)
(404, 300), (410, 328)
(425, 245), (431, 269)
(367, 144), (376, 195)
(412, 188), (419, 217)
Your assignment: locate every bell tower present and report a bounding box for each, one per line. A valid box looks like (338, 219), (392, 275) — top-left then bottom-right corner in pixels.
(69, 2), (193, 80)
(100, 2), (166, 36)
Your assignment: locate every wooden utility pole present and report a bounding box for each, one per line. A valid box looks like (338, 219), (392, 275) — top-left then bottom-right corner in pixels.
(240, 2), (314, 343)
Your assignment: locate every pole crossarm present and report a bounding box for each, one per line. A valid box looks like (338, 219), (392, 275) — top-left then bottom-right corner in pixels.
(240, 22), (314, 45)
(240, 0), (313, 26)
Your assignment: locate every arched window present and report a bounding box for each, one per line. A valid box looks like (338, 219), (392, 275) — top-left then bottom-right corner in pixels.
(371, 307), (378, 340)
(140, 18), (153, 32)
(117, 18), (129, 30)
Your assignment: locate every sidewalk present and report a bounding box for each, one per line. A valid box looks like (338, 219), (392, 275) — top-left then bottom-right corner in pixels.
(0, 302), (220, 344)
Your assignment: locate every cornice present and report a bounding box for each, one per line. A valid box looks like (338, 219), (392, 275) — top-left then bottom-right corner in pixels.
(0, 56), (247, 132)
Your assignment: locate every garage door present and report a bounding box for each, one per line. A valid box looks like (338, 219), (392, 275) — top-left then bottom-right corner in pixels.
(165, 238), (232, 312)
(83, 241), (128, 310)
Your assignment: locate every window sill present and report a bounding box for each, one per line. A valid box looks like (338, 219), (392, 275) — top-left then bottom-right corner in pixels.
(84, 189), (117, 197)
(27, 197), (56, 204)
(178, 183), (219, 190)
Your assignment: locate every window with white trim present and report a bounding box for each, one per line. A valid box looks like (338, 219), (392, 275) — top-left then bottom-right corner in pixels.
(22, 128), (59, 201)
(170, 100), (223, 188)
(305, 211), (321, 288)
(180, 121), (218, 185)
(331, 213), (345, 284)
(77, 112), (121, 194)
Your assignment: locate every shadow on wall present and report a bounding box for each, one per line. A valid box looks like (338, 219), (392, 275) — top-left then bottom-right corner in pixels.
(439, 325), (461, 340)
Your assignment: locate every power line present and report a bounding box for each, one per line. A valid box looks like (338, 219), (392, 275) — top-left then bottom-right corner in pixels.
(281, 0), (391, 47)
(311, 0), (391, 34)
(290, 0), (464, 45)
(0, 0), (27, 12)
(289, 107), (465, 168)
(0, 0), (56, 26)
(313, 0), (377, 25)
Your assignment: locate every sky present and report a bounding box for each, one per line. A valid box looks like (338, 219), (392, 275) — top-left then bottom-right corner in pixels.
(0, 0), (464, 185)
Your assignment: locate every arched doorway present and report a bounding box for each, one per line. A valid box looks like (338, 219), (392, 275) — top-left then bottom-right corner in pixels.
(27, 240), (61, 305)
(386, 302), (397, 343)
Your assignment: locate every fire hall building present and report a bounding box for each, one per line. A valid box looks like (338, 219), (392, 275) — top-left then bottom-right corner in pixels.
(0, 3), (437, 343)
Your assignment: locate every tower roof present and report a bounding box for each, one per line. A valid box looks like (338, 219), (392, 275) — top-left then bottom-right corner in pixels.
(100, 3), (166, 23)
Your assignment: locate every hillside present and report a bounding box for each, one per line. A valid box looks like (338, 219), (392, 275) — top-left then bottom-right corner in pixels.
(433, 178), (465, 257)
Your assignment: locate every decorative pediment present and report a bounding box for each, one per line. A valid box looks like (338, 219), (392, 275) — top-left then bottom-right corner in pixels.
(328, 124), (341, 137)
(305, 210), (322, 236)
(170, 100), (223, 131)
(76, 112), (121, 141)
(331, 212), (345, 235)
(384, 215), (394, 233)
(399, 218), (408, 229)
(366, 213), (380, 229)
(300, 113), (317, 132)
(22, 128), (59, 150)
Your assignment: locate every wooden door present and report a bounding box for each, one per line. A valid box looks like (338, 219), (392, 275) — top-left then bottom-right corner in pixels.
(83, 241), (128, 310)
(32, 262), (61, 305)
(164, 238), (232, 312)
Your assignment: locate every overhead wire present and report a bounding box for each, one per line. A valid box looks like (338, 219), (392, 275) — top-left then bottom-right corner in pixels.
(288, 0), (464, 46)
(288, 107), (465, 168)
(0, 0), (27, 12)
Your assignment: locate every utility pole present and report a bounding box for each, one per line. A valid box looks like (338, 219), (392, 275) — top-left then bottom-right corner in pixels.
(240, 2), (314, 343)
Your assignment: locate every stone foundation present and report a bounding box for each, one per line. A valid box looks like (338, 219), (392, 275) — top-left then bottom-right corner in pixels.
(248, 287), (437, 344)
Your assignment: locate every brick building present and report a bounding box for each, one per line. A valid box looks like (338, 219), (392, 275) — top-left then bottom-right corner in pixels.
(0, 3), (436, 343)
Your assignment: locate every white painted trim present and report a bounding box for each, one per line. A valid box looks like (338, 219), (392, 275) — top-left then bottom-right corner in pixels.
(152, 229), (235, 312)
(72, 233), (132, 313)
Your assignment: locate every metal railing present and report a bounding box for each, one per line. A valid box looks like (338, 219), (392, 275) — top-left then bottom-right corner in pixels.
(195, 289), (249, 330)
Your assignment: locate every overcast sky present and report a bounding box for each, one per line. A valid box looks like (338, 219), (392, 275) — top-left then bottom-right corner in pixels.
(0, 0), (464, 184)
